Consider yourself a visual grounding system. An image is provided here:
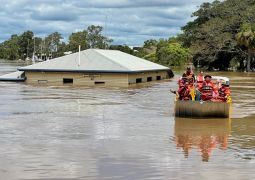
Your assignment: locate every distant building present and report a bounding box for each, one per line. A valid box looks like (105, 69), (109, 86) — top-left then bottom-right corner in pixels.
(17, 49), (172, 87)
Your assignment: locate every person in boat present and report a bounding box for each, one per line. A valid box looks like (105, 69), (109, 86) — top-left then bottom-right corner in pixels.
(178, 80), (191, 101)
(170, 77), (186, 98)
(193, 70), (204, 101)
(200, 75), (218, 101)
(196, 70), (204, 89)
(178, 78), (185, 88)
(217, 81), (231, 102)
(182, 67), (195, 86)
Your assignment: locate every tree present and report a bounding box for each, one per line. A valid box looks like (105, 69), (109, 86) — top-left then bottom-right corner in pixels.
(0, 34), (20, 60)
(236, 23), (255, 72)
(156, 40), (190, 66)
(143, 39), (158, 48)
(87, 25), (112, 49)
(180, 0), (255, 70)
(68, 31), (88, 53)
(45, 32), (63, 58)
(143, 52), (157, 62)
(18, 30), (34, 59)
(57, 42), (67, 56)
(109, 45), (134, 54)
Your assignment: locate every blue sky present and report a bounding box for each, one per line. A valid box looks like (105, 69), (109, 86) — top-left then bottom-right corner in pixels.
(0, 0), (213, 46)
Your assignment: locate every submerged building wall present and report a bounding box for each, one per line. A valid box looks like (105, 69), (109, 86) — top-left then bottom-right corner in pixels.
(25, 72), (128, 87)
(128, 71), (168, 84)
(24, 70), (169, 87)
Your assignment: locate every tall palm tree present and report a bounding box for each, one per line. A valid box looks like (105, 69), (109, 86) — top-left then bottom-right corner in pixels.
(236, 24), (255, 72)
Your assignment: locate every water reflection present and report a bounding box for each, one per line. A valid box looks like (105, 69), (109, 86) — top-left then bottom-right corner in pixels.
(174, 118), (231, 162)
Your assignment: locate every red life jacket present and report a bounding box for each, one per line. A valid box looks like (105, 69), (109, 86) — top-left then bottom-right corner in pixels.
(219, 87), (226, 98)
(202, 84), (213, 92)
(197, 74), (204, 88)
(201, 81), (214, 100)
(178, 79), (185, 88)
(183, 72), (195, 85)
(178, 86), (191, 100)
(197, 74), (203, 83)
(218, 86), (230, 101)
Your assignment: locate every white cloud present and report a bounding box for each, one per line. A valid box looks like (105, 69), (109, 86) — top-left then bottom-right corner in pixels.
(0, 0), (214, 45)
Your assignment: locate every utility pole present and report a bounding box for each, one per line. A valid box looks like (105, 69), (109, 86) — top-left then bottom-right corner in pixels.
(26, 39), (30, 59)
(78, 45), (81, 67)
(104, 15), (108, 50)
(40, 43), (42, 60)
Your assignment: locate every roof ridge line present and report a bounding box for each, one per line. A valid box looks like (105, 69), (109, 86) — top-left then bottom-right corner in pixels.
(93, 49), (131, 71)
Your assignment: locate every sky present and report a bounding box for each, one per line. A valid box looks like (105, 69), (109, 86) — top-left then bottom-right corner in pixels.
(0, 0), (213, 46)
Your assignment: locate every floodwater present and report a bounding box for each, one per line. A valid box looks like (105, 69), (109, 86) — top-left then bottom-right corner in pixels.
(0, 60), (255, 180)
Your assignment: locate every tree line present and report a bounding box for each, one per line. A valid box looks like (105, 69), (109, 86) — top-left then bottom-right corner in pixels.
(0, 23), (190, 68)
(138, 0), (255, 71)
(111, 0), (255, 71)
(179, 0), (255, 71)
(1, 0), (255, 71)
(0, 25), (112, 60)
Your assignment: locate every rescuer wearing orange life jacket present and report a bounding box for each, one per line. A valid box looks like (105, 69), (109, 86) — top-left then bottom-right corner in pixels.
(217, 82), (231, 102)
(182, 67), (195, 87)
(178, 80), (191, 101)
(178, 79), (185, 88)
(200, 75), (218, 101)
(196, 70), (204, 89)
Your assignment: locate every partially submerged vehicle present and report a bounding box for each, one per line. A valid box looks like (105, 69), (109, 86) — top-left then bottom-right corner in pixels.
(174, 76), (231, 118)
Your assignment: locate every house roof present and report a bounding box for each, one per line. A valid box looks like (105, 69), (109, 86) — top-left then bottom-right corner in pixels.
(0, 71), (25, 81)
(18, 49), (169, 73)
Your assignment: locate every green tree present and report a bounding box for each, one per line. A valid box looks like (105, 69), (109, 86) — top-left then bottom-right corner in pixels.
(45, 32), (63, 58)
(68, 31), (88, 53)
(156, 41), (190, 66)
(109, 45), (134, 54)
(57, 42), (67, 56)
(236, 23), (255, 72)
(180, 0), (255, 70)
(0, 44), (4, 59)
(87, 25), (112, 49)
(18, 30), (34, 59)
(0, 34), (20, 60)
(143, 39), (158, 48)
(143, 52), (157, 62)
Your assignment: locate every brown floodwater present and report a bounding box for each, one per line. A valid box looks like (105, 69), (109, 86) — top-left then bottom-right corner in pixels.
(0, 60), (255, 179)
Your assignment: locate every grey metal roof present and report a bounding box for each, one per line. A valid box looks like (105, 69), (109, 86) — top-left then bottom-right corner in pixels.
(18, 49), (169, 73)
(0, 71), (25, 81)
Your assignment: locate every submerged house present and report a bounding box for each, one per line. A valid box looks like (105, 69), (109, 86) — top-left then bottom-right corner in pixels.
(6, 49), (173, 87)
